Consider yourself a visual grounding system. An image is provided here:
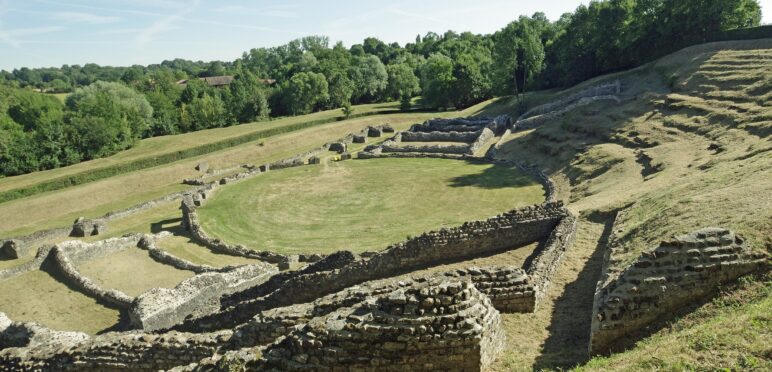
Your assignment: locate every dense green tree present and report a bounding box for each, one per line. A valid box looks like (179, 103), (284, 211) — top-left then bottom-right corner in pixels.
(282, 72), (329, 115)
(385, 63), (420, 106)
(188, 93), (227, 130)
(350, 55), (388, 102)
(228, 72), (270, 123)
(420, 54), (456, 109)
(66, 81), (153, 138)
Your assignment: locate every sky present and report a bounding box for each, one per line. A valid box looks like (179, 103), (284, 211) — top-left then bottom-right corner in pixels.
(1, 0), (771, 71)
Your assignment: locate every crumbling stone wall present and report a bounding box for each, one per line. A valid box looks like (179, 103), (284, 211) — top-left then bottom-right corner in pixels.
(51, 244), (135, 309)
(526, 214), (578, 304)
(410, 115), (509, 134)
(176, 203), (568, 332)
(517, 80), (622, 123)
(381, 140), (471, 154)
(247, 279), (504, 371)
(442, 267), (535, 313)
(589, 227), (768, 354)
(130, 263), (277, 331)
(468, 127), (496, 155)
(400, 130), (481, 143)
(137, 234), (219, 274)
(0, 319), (230, 371)
(69, 217), (106, 237)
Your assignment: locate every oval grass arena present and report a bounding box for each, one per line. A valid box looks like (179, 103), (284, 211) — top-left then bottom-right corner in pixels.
(197, 158), (545, 254)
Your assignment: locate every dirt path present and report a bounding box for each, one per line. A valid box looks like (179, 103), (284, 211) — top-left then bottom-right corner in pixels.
(490, 217), (612, 370)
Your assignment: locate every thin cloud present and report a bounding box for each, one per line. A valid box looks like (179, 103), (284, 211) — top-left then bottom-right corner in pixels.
(216, 5), (298, 19)
(135, 0), (200, 47)
(0, 26), (63, 47)
(50, 11), (121, 24)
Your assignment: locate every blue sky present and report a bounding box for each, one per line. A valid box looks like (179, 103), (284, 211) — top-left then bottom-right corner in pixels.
(1, 0), (770, 71)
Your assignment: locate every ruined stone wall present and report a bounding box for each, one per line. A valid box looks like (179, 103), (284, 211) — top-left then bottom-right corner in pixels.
(51, 244), (135, 309)
(468, 127), (496, 155)
(589, 227), (768, 354)
(250, 279), (505, 371)
(410, 115), (510, 135)
(0, 246), (52, 281)
(515, 95), (621, 130)
(177, 203), (568, 332)
(518, 80), (622, 122)
(381, 140), (472, 154)
(399, 130), (481, 143)
(526, 213), (578, 304)
(137, 234), (218, 274)
(129, 263), (277, 331)
(0, 322), (230, 371)
(442, 266), (535, 313)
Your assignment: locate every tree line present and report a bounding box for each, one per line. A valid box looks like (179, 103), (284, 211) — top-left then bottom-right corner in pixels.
(0, 0), (762, 177)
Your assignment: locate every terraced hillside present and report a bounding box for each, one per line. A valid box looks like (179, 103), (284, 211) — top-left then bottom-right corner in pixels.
(488, 39), (771, 369)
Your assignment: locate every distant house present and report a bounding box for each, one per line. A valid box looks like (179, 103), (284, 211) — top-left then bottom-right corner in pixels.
(176, 76), (276, 88)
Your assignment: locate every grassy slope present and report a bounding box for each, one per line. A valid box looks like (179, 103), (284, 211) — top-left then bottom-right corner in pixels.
(197, 158), (544, 255)
(482, 38), (771, 369)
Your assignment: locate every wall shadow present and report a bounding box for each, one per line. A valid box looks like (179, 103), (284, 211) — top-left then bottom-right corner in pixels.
(447, 161), (540, 190)
(150, 218), (183, 234)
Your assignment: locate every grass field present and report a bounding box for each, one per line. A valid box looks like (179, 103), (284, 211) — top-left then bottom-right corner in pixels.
(197, 158), (545, 254)
(0, 270), (121, 334)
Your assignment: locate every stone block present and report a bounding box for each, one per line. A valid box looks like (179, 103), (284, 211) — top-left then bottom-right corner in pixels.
(367, 126), (383, 137)
(353, 135), (367, 143)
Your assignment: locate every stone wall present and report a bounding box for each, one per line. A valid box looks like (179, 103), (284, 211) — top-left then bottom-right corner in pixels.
(137, 234), (219, 274)
(410, 115), (510, 135)
(515, 95), (621, 130)
(400, 130), (481, 143)
(50, 244), (135, 309)
(526, 214), (578, 304)
(589, 227), (768, 354)
(442, 266), (535, 313)
(517, 80), (622, 122)
(381, 140), (471, 154)
(130, 263), (277, 331)
(248, 279), (504, 371)
(468, 127), (496, 155)
(175, 202), (568, 332)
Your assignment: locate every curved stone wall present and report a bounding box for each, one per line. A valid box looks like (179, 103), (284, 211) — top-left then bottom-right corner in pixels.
(517, 80), (621, 122)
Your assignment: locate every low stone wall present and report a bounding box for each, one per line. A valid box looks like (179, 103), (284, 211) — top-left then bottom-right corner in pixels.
(137, 234), (218, 274)
(526, 213), (578, 305)
(381, 140), (471, 154)
(181, 195), (290, 266)
(357, 151), (479, 160)
(129, 263), (277, 331)
(400, 130), (481, 143)
(0, 319), (230, 371)
(250, 279), (504, 371)
(468, 127), (496, 155)
(443, 266), (535, 313)
(411, 115), (510, 134)
(0, 312), (88, 351)
(515, 95), (621, 130)
(589, 227), (768, 354)
(518, 80), (622, 122)
(0, 246), (53, 281)
(49, 237), (143, 309)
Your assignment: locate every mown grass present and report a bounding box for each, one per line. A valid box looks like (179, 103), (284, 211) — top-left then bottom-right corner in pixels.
(198, 158), (544, 255)
(0, 101), (411, 203)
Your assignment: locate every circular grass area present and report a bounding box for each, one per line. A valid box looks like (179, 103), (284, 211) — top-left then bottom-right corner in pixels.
(197, 158), (545, 255)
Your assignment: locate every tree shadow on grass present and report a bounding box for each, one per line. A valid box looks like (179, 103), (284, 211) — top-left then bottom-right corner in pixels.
(532, 216), (614, 370)
(446, 160), (541, 190)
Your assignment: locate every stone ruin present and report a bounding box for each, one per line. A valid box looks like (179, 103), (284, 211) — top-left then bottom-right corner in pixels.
(1, 110), (767, 370)
(69, 217), (106, 237)
(589, 226), (768, 354)
(359, 115), (510, 159)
